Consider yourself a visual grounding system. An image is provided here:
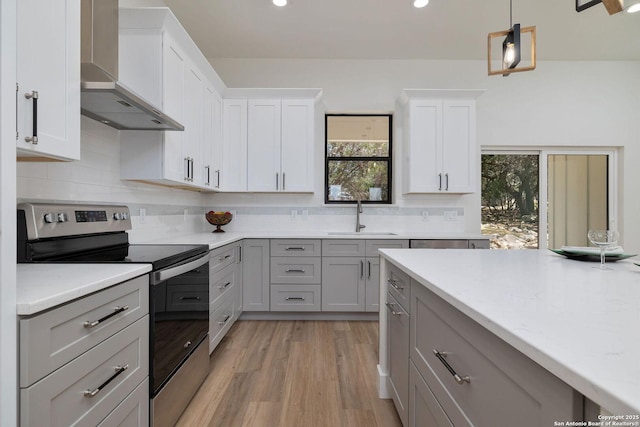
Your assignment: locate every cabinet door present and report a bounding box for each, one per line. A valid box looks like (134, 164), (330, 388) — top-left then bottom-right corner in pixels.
(321, 257), (365, 311)
(442, 100), (476, 193)
(387, 293), (410, 426)
(202, 84), (215, 188)
(16, 0), (80, 161)
(209, 88), (223, 190)
(409, 362), (453, 427)
(405, 100), (441, 193)
(365, 256), (381, 312)
(221, 99), (248, 191)
(281, 99), (314, 192)
(162, 33), (186, 182)
(183, 64), (204, 186)
(242, 239), (270, 311)
(247, 99), (281, 192)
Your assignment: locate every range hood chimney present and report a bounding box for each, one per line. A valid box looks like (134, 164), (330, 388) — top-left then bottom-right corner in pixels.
(80, 0), (184, 131)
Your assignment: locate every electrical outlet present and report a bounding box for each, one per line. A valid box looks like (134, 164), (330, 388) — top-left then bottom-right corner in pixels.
(443, 211), (458, 222)
(139, 208), (146, 224)
(422, 211), (429, 222)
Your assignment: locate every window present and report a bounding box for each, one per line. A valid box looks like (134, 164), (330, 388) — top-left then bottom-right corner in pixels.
(325, 114), (392, 204)
(481, 150), (616, 249)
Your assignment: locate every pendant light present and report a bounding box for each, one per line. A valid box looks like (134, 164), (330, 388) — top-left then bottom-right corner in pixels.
(412, 0), (429, 8)
(487, 0), (536, 76)
(273, 0), (287, 6)
(625, 0), (640, 12)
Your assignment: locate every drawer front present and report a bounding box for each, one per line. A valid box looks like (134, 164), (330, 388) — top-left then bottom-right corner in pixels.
(270, 257), (321, 284)
(365, 239), (409, 256)
(165, 284), (208, 312)
(20, 316), (149, 427)
(270, 285), (321, 312)
(209, 244), (237, 275)
(410, 239), (469, 249)
(210, 263), (237, 308)
(387, 263), (411, 312)
(270, 239), (321, 257)
(97, 378), (149, 427)
(209, 293), (235, 353)
(409, 361), (453, 427)
(387, 292), (410, 426)
(322, 239), (366, 256)
(19, 275), (149, 387)
(410, 282), (579, 427)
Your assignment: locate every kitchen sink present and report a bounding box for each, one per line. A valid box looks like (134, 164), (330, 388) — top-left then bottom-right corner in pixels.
(327, 232), (397, 235)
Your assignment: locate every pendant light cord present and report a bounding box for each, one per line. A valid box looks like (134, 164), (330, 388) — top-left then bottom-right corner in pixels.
(509, 0), (513, 28)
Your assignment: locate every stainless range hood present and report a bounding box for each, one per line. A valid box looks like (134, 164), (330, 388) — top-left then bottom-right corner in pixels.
(80, 0), (183, 131)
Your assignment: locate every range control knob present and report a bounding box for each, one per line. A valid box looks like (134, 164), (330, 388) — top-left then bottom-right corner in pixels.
(113, 212), (122, 220)
(43, 213), (54, 223)
(57, 213), (67, 223)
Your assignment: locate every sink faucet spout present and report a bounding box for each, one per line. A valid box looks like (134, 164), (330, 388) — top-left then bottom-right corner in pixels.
(356, 200), (366, 232)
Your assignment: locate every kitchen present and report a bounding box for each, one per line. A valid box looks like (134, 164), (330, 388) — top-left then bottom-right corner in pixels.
(1, 0), (640, 426)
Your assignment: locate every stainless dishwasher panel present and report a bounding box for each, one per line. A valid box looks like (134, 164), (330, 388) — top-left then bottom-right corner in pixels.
(409, 239), (469, 249)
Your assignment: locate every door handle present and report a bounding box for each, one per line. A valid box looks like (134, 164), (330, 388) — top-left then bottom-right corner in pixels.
(438, 173), (442, 191)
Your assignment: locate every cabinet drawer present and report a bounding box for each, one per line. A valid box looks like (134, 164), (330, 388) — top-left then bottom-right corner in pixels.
(270, 257), (321, 284)
(387, 292), (409, 426)
(165, 284), (209, 312)
(270, 239), (321, 256)
(409, 361), (453, 427)
(209, 244), (237, 275)
(209, 293), (235, 353)
(97, 378), (149, 427)
(365, 239), (409, 256)
(410, 282), (580, 427)
(322, 239), (366, 256)
(210, 263), (237, 308)
(20, 316), (149, 427)
(270, 285), (321, 311)
(387, 263), (411, 312)
(468, 239), (489, 249)
(19, 275), (149, 387)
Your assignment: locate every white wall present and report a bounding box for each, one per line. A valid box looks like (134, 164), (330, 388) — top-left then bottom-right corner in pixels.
(208, 58), (640, 251)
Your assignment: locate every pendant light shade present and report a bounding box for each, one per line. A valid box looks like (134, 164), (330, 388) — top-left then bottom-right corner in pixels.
(412, 0), (429, 7)
(626, 0), (640, 12)
(273, 0), (287, 6)
(487, 1), (536, 76)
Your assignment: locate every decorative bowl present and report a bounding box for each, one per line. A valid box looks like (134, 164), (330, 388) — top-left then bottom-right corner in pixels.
(205, 211), (233, 233)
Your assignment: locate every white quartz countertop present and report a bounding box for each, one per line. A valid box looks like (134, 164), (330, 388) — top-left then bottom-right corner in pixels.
(17, 264), (152, 315)
(139, 230), (488, 250)
(379, 248), (640, 415)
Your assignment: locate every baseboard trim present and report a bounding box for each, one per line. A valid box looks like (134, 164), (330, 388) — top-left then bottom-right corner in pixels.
(239, 311), (379, 321)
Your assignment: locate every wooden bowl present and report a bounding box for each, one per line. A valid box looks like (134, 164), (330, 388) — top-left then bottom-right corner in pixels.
(205, 211), (232, 232)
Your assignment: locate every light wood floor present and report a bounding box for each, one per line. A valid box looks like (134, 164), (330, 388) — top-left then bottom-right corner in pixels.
(176, 320), (402, 427)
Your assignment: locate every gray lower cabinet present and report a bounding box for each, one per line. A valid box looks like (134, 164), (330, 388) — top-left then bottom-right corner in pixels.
(409, 279), (581, 426)
(18, 275), (150, 427)
(270, 239), (321, 312)
(322, 239), (409, 312)
(387, 292), (410, 426)
(242, 239), (270, 311)
(408, 362), (452, 427)
(209, 242), (242, 353)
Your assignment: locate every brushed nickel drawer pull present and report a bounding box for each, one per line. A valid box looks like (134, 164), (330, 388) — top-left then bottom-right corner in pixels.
(285, 269), (305, 273)
(219, 254), (232, 261)
(387, 278), (404, 291)
(286, 297), (305, 301)
(84, 364), (129, 398)
(24, 91), (39, 144)
(285, 247), (305, 251)
(83, 306), (129, 328)
(385, 301), (403, 316)
(184, 340), (192, 348)
(433, 349), (470, 385)
(179, 296), (201, 300)
(218, 315), (231, 325)
(218, 281), (232, 289)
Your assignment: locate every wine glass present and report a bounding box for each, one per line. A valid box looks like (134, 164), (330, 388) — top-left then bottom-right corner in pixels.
(587, 229), (620, 270)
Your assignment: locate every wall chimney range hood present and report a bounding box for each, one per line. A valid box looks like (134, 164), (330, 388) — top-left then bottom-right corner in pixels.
(80, 0), (184, 131)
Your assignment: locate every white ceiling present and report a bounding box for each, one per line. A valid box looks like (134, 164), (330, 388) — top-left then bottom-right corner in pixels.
(158, 0), (640, 61)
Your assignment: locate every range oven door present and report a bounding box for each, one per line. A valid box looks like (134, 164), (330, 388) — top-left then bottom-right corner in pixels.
(149, 253), (209, 396)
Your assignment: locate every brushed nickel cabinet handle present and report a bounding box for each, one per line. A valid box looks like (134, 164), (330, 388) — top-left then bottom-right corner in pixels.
(368, 260), (371, 279)
(179, 296), (201, 301)
(385, 301), (403, 316)
(218, 314), (231, 325)
(285, 247), (305, 251)
(285, 269), (305, 273)
(205, 165), (211, 186)
(84, 364), (129, 398)
(276, 172), (279, 190)
(217, 281), (232, 290)
(433, 349), (470, 385)
(215, 169), (221, 188)
(438, 173), (442, 191)
(219, 254), (232, 261)
(445, 173), (449, 191)
(282, 172), (286, 191)
(83, 306), (129, 328)
(285, 296), (305, 301)
(387, 278), (404, 291)
(24, 91), (38, 144)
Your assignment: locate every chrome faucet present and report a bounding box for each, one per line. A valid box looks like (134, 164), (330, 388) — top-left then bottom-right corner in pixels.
(355, 200), (366, 232)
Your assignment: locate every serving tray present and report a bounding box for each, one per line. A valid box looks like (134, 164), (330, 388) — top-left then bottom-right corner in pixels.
(549, 249), (637, 262)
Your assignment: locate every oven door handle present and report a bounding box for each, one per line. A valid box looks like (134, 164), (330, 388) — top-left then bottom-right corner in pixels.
(151, 253), (209, 285)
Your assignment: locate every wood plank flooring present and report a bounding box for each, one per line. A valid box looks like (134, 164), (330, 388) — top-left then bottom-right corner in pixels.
(176, 320), (402, 427)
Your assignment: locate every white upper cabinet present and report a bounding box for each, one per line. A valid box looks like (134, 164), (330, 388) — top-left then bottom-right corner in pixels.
(221, 99), (248, 191)
(246, 98), (315, 192)
(16, 0), (80, 161)
(401, 90), (484, 194)
(118, 8), (226, 191)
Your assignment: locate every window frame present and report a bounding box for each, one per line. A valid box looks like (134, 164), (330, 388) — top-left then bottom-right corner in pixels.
(324, 113), (393, 205)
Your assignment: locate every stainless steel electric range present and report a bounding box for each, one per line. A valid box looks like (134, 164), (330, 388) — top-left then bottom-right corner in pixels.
(17, 203), (210, 427)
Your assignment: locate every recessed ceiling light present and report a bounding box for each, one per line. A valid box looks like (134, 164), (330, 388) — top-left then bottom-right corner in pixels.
(626, 1), (640, 12)
(273, 0), (287, 6)
(413, 0), (429, 8)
